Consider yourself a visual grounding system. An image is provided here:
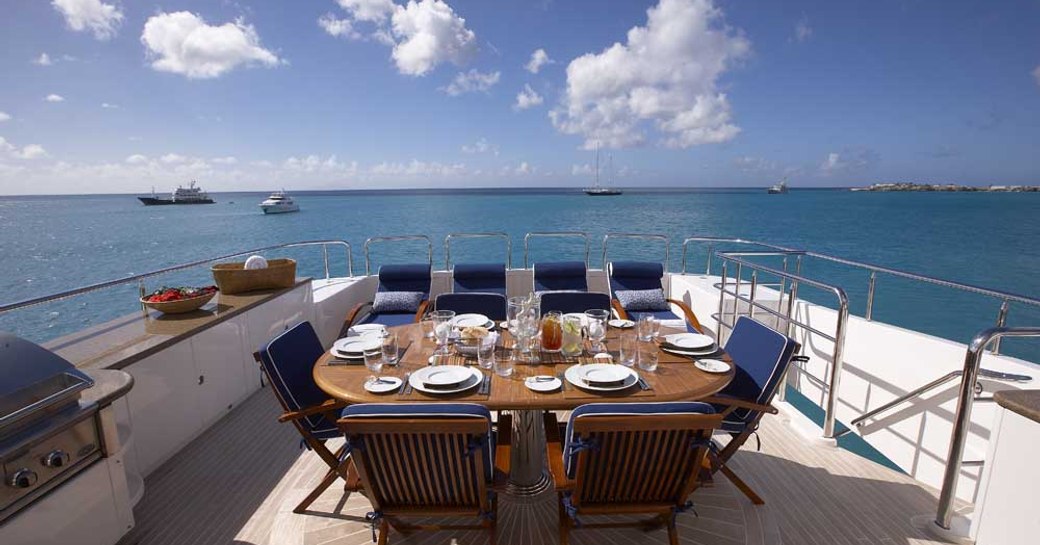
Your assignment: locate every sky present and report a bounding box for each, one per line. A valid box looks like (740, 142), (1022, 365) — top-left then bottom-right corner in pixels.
(1, 0), (1039, 195)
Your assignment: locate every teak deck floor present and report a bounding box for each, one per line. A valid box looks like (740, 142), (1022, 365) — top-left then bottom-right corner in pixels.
(117, 390), (957, 545)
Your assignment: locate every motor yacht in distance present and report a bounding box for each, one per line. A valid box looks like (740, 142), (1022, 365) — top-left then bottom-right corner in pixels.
(137, 180), (215, 205)
(259, 190), (300, 214)
(767, 178), (789, 194)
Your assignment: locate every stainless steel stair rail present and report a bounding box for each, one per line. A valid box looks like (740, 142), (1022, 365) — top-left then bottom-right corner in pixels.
(601, 233), (670, 271)
(0, 239), (354, 314)
(363, 235), (433, 275)
(443, 232), (512, 270)
(522, 232), (590, 268)
(935, 326), (1040, 530)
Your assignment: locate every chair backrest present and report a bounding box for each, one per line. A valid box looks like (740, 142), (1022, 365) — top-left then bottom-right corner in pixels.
(721, 317), (800, 424)
(377, 263), (432, 295)
(453, 262), (507, 294)
(435, 292), (508, 321)
(533, 261), (588, 292)
(564, 402), (721, 506)
(607, 261), (664, 296)
(539, 291), (611, 315)
(257, 321), (336, 435)
(339, 403), (494, 512)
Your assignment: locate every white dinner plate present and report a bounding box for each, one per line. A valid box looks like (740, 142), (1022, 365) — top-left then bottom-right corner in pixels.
(453, 313), (490, 328)
(608, 319), (635, 329)
(409, 366), (483, 395)
(663, 333), (715, 350)
(525, 375), (562, 392)
(695, 358), (732, 374)
(420, 366), (472, 387)
(348, 324), (387, 337)
(564, 364), (639, 392)
(364, 376), (403, 393)
(333, 337), (381, 355)
(660, 345), (719, 357)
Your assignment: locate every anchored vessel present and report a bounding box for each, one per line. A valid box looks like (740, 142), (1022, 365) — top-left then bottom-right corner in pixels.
(137, 181), (215, 205)
(584, 148), (623, 196)
(2, 232), (1038, 545)
(259, 190), (300, 214)
(767, 178), (789, 194)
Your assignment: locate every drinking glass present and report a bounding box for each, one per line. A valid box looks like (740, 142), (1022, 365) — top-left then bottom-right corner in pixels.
(541, 311), (563, 352)
(637, 314), (658, 342)
(585, 309), (609, 352)
(420, 316), (434, 338)
(430, 310), (456, 355)
(637, 340), (659, 372)
(477, 333), (496, 370)
(381, 332), (399, 366)
(507, 296), (526, 331)
(618, 332), (637, 367)
(515, 301), (541, 363)
(561, 315), (584, 358)
(363, 348), (385, 384)
(494, 344), (515, 377)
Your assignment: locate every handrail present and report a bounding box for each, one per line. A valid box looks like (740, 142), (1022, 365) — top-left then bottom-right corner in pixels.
(681, 236), (794, 275)
(936, 327), (1040, 530)
(601, 233), (670, 271)
(0, 240), (354, 315)
(444, 232), (512, 269)
(523, 231), (590, 268)
(363, 235), (433, 275)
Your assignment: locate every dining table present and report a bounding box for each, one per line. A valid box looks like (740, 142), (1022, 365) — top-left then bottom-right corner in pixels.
(313, 321), (735, 495)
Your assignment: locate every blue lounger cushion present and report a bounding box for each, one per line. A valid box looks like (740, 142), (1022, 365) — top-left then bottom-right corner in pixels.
(718, 317), (799, 426)
(534, 261), (588, 292)
(614, 288), (670, 311)
(539, 291), (611, 315)
(608, 261), (664, 293)
(435, 292), (507, 321)
(372, 290), (425, 313)
(258, 322), (340, 439)
(341, 403), (495, 481)
(453, 263), (507, 294)
(563, 401), (715, 478)
(359, 312), (417, 328)
(378, 264), (432, 294)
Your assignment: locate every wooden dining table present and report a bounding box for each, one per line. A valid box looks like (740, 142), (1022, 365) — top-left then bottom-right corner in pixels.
(313, 322), (734, 494)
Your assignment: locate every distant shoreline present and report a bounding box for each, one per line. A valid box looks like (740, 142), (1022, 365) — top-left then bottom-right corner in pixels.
(850, 183), (1040, 192)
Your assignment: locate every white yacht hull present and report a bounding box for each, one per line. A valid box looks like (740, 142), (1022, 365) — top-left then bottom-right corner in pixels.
(260, 203), (299, 214)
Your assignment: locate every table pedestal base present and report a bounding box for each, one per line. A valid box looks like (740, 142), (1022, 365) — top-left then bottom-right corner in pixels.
(507, 409), (552, 497)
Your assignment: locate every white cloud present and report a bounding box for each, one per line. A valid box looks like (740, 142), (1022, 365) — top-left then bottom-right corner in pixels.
(1033, 65), (1040, 87)
(370, 159), (466, 177)
(125, 154), (148, 164)
(793, 15), (812, 43)
(45, 94), (65, 102)
(514, 84), (544, 110)
(51, 0), (124, 40)
(284, 154), (358, 174)
(101, 102), (119, 109)
(141, 12), (283, 79)
(1, 137), (48, 160)
(819, 149), (878, 176)
(160, 153), (187, 164)
(211, 156), (238, 165)
(461, 138), (498, 155)
(571, 163), (594, 176)
(34, 53), (53, 66)
(442, 69), (500, 95)
(318, 13), (361, 39)
(551, 0), (750, 149)
(0, 112), (10, 122)
(337, 0), (396, 23)
(525, 48), (552, 74)
(515, 161), (532, 175)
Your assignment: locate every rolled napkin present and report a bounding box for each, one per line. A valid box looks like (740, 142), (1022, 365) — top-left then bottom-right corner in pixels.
(244, 255), (268, 270)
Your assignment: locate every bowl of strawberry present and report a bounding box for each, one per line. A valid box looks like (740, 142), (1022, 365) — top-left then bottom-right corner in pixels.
(141, 285), (219, 314)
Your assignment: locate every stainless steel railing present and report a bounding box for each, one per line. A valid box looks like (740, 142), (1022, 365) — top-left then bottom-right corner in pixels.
(523, 231), (590, 268)
(935, 327), (1040, 530)
(681, 236), (794, 276)
(601, 233), (670, 271)
(363, 235), (433, 275)
(444, 232), (512, 269)
(0, 240), (354, 315)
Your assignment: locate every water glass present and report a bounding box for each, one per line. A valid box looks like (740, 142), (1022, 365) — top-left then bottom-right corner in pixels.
(430, 310), (456, 355)
(381, 332), (399, 366)
(507, 296), (526, 331)
(618, 332), (637, 367)
(494, 345), (515, 377)
(363, 348), (384, 383)
(637, 314), (658, 342)
(637, 340), (659, 372)
(420, 316), (434, 338)
(477, 334), (496, 369)
(561, 315), (584, 358)
(585, 309), (609, 351)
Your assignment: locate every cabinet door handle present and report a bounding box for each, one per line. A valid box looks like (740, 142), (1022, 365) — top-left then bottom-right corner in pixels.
(198, 375), (205, 385)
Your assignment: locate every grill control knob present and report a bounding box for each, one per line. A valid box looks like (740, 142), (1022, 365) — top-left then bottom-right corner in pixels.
(8, 469), (38, 489)
(43, 450), (71, 468)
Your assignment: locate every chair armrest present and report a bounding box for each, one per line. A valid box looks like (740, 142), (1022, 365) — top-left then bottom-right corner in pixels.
(700, 395), (778, 416)
(342, 301), (373, 335)
(278, 398), (348, 423)
(543, 412), (572, 491)
(611, 299), (629, 321)
(493, 413), (512, 487)
(413, 300), (430, 323)
(666, 298), (704, 333)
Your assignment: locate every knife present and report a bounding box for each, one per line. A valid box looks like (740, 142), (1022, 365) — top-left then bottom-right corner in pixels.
(399, 372), (412, 396)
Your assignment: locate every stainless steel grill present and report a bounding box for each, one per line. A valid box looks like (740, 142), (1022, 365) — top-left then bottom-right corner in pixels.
(0, 332), (100, 523)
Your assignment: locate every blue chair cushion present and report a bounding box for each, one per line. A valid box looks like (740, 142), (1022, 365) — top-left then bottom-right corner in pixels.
(539, 291), (611, 315)
(359, 312), (417, 328)
(372, 290), (424, 313)
(609, 261), (664, 293)
(453, 263), (506, 294)
(341, 403), (495, 481)
(563, 402), (715, 478)
(615, 288), (670, 311)
(257, 322), (337, 435)
(719, 317), (799, 423)
(534, 261), (588, 292)
(436, 292), (507, 321)
(378, 264), (431, 294)
(627, 309), (698, 333)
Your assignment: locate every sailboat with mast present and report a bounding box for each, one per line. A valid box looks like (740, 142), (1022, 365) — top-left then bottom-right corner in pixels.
(583, 144), (623, 196)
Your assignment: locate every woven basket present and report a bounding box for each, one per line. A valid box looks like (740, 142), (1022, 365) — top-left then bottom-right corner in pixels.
(140, 291), (216, 314)
(211, 258), (297, 295)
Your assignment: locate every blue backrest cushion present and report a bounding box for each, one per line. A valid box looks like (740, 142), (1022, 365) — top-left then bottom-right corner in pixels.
(614, 288), (670, 311)
(539, 291), (611, 315)
(563, 401), (715, 478)
(453, 262), (507, 294)
(257, 322), (335, 434)
(534, 261), (588, 292)
(435, 292), (507, 320)
(372, 290), (425, 313)
(608, 261), (664, 293)
(341, 403), (495, 481)
(720, 317), (799, 423)
(377, 263), (432, 294)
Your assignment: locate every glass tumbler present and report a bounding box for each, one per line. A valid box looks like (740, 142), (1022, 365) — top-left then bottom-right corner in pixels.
(381, 332), (399, 366)
(637, 340), (659, 372)
(618, 332), (637, 366)
(638, 314), (658, 342)
(430, 310), (456, 355)
(477, 334), (496, 370)
(561, 315), (584, 358)
(494, 345), (515, 377)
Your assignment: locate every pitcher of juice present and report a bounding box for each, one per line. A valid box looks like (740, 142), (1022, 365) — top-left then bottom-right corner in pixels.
(561, 314), (584, 358)
(541, 311), (563, 352)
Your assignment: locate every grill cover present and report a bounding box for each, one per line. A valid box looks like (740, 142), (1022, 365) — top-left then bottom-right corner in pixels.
(0, 332), (94, 434)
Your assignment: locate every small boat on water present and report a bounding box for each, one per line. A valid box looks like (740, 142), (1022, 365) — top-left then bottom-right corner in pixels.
(259, 190), (300, 214)
(137, 181), (215, 205)
(768, 178), (789, 194)
(584, 147), (623, 196)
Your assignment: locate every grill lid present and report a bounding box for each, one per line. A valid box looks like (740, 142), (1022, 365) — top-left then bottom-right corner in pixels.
(0, 332), (94, 433)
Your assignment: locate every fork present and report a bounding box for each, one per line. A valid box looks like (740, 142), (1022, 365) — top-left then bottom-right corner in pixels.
(399, 372), (412, 396)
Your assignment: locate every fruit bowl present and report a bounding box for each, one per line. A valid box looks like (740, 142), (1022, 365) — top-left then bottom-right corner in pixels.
(141, 286), (218, 314)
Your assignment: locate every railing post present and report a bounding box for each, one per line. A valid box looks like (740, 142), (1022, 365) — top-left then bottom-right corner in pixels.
(748, 271), (758, 321)
(322, 244), (330, 279)
(865, 271), (876, 321)
(732, 263), (743, 332)
(779, 257), (789, 319)
(705, 244), (714, 276)
(991, 300), (1009, 355)
(822, 291), (849, 439)
(717, 262), (728, 341)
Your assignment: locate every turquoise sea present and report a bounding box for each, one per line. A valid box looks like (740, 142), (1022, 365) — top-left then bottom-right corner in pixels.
(1, 188), (1038, 361)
